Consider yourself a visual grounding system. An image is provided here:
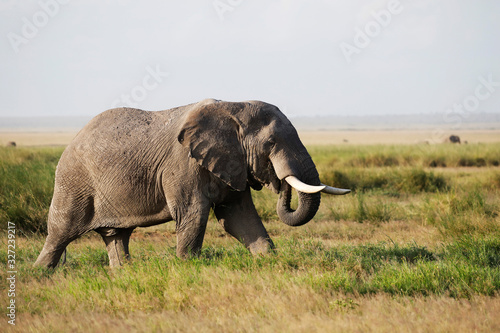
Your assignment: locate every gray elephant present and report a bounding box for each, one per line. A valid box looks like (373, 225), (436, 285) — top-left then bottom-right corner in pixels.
(35, 99), (350, 268)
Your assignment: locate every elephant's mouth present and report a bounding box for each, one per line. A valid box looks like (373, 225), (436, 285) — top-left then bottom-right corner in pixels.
(266, 175), (281, 193)
(247, 164), (281, 193)
(247, 171), (263, 191)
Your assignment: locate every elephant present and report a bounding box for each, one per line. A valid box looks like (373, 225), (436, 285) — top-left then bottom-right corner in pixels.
(446, 135), (461, 144)
(34, 99), (350, 268)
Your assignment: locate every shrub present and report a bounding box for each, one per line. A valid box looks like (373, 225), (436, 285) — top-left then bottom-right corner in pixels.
(321, 169), (448, 194)
(396, 169), (448, 193)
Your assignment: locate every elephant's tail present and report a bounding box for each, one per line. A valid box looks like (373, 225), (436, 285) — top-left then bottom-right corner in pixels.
(61, 249), (67, 265)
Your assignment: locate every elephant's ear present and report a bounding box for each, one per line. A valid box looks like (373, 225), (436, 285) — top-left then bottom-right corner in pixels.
(178, 105), (247, 191)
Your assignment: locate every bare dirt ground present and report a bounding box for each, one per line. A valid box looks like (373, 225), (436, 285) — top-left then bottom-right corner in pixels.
(298, 129), (500, 145)
(0, 131), (79, 147)
(2, 129), (499, 147)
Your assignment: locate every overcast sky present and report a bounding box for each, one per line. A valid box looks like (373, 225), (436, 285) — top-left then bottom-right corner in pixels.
(1, 0), (499, 118)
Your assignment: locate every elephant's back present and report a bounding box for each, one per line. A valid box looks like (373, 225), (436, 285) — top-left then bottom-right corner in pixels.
(61, 108), (170, 171)
(77, 107), (155, 143)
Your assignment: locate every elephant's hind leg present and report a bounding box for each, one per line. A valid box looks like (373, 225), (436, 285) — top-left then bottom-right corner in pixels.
(35, 233), (73, 268)
(97, 227), (134, 267)
(35, 157), (99, 269)
(35, 219), (92, 268)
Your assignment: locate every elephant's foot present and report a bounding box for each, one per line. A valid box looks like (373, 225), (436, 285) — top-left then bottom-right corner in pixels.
(248, 237), (275, 255)
(34, 233), (73, 269)
(176, 229), (206, 259)
(34, 246), (67, 269)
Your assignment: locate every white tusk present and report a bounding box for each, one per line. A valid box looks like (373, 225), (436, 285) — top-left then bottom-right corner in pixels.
(284, 176), (352, 195)
(284, 176), (326, 193)
(320, 184), (351, 195)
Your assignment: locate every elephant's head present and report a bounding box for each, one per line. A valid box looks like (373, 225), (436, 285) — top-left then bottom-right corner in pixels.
(178, 99), (350, 227)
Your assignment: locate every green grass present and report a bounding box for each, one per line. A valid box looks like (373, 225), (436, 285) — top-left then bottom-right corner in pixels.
(0, 143), (499, 331)
(2, 144), (499, 235)
(0, 147), (64, 234)
(1, 235), (498, 321)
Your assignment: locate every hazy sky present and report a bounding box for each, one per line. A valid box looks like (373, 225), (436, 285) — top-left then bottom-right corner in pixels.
(1, 0), (499, 118)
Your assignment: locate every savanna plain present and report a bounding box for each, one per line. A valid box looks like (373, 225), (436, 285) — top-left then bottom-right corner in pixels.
(1, 130), (500, 332)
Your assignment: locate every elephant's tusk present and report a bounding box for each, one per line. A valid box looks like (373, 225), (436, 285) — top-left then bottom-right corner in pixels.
(320, 184), (351, 195)
(284, 176), (352, 195)
(284, 176), (326, 194)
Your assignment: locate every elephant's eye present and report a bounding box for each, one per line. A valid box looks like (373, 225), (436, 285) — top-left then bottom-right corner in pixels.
(267, 137), (276, 148)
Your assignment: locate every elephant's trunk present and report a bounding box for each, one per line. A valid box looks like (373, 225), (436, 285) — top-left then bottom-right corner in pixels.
(271, 146), (350, 227)
(271, 150), (322, 227)
(276, 179), (321, 227)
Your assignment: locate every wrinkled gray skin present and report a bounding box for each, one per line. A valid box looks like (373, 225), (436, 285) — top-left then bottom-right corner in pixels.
(35, 99), (326, 268)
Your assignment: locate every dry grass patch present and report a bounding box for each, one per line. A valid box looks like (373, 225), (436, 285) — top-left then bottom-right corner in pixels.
(8, 295), (500, 333)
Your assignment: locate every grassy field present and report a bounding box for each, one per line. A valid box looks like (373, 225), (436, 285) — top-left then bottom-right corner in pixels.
(1, 137), (500, 332)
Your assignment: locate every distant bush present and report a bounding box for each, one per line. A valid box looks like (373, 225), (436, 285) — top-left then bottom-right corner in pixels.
(395, 169), (448, 193)
(309, 143), (500, 169)
(320, 168), (448, 194)
(348, 154), (401, 167)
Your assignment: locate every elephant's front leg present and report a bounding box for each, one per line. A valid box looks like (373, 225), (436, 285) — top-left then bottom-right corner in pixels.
(214, 187), (274, 254)
(175, 203), (211, 259)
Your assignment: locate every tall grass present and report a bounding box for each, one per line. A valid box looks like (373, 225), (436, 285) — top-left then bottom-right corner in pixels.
(1, 144), (499, 235)
(0, 147), (63, 234)
(421, 189), (499, 237)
